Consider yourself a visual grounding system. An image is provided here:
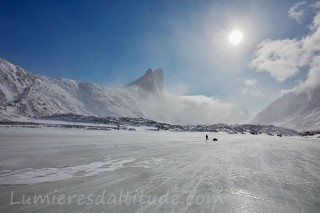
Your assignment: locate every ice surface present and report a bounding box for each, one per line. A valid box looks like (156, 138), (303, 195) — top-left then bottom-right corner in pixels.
(0, 158), (136, 185)
(0, 127), (319, 212)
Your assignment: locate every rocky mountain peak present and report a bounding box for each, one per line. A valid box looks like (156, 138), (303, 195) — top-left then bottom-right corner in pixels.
(128, 68), (164, 93)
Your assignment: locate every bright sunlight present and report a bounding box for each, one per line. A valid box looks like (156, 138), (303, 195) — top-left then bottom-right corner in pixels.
(228, 30), (243, 45)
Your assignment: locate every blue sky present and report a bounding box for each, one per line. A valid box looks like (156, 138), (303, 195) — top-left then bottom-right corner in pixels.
(0, 0), (318, 116)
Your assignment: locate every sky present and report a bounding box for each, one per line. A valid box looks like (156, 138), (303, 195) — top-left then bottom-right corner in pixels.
(0, 0), (319, 120)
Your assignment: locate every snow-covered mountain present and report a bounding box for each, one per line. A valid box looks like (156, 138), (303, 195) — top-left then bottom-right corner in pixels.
(128, 68), (164, 94)
(0, 58), (147, 118)
(251, 85), (320, 131)
(0, 58), (249, 124)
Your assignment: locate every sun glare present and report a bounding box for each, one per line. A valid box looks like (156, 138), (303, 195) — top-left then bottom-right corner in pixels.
(228, 30), (243, 45)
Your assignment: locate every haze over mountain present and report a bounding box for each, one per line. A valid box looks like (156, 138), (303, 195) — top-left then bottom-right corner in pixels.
(128, 68), (164, 95)
(0, 58), (248, 124)
(250, 2), (320, 132)
(252, 91), (320, 131)
(2, 57), (319, 130)
(251, 76), (320, 131)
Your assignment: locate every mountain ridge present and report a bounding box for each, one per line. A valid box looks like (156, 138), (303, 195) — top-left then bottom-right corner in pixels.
(0, 58), (146, 118)
(0, 58), (255, 125)
(251, 85), (320, 131)
(128, 68), (164, 94)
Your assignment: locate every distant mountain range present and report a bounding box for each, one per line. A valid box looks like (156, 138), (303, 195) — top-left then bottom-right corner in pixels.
(1, 58), (318, 130)
(0, 58), (250, 124)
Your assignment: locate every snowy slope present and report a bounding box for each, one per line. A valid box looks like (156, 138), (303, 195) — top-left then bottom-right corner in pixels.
(0, 58), (250, 124)
(0, 58), (144, 118)
(251, 85), (320, 131)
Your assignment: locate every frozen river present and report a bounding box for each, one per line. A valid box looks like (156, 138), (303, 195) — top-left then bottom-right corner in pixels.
(0, 127), (319, 212)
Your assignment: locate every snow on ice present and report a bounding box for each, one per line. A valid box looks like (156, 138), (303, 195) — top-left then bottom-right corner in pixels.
(0, 127), (319, 212)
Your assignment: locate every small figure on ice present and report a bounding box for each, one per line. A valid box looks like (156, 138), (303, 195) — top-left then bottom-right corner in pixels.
(213, 138), (218, 141)
(206, 134), (209, 141)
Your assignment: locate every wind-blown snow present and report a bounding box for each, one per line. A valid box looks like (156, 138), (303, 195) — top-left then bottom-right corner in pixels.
(0, 127), (319, 212)
(0, 158), (135, 185)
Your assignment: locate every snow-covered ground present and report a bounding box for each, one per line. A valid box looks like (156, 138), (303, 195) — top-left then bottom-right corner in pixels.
(0, 127), (319, 212)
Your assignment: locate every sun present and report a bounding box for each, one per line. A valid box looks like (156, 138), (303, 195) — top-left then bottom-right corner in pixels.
(228, 30), (243, 45)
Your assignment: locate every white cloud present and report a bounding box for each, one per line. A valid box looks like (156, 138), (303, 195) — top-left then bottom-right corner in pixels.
(241, 87), (261, 96)
(304, 13), (320, 52)
(295, 55), (320, 93)
(243, 79), (262, 96)
(279, 88), (294, 96)
(250, 8), (320, 82)
(232, 78), (262, 96)
(313, 1), (320, 10)
(250, 39), (307, 81)
(244, 79), (257, 86)
(288, 1), (307, 24)
(139, 90), (248, 124)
